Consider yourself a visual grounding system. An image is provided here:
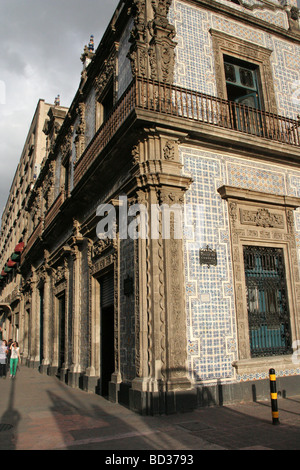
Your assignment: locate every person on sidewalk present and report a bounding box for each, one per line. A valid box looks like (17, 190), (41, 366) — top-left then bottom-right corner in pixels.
(0, 340), (7, 378)
(6, 339), (12, 376)
(10, 342), (20, 378)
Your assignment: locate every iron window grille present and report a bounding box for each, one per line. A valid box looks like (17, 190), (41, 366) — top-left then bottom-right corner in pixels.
(243, 245), (292, 358)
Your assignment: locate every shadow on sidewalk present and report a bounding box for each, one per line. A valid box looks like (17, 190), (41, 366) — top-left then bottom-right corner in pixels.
(2, 366), (300, 450)
(0, 377), (21, 449)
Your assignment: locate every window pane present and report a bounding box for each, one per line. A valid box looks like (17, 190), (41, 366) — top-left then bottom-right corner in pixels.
(239, 68), (254, 88)
(224, 63), (236, 83)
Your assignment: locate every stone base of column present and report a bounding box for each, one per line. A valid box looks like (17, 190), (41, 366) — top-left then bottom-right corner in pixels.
(59, 367), (69, 384)
(129, 388), (197, 416)
(48, 366), (59, 377)
(109, 381), (121, 403)
(82, 374), (100, 394)
(67, 371), (83, 389)
(27, 359), (40, 370)
(39, 363), (50, 375)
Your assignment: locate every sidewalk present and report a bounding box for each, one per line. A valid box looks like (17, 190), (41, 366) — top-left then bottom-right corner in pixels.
(0, 365), (300, 451)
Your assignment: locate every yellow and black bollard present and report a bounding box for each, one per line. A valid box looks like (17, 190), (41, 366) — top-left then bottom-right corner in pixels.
(269, 368), (280, 425)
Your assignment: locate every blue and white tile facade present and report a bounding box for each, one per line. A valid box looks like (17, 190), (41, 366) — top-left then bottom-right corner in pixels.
(168, 0), (300, 385)
(181, 148), (300, 384)
(169, 0), (300, 120)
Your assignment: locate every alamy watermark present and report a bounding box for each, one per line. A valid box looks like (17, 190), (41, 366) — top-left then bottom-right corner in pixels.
(292, 80), (300, 106)
(96, 195), (189, 241)
(292, 340), (300, 365)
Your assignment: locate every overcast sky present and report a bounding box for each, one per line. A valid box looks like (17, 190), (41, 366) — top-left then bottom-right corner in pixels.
(0, 0), (120, 216)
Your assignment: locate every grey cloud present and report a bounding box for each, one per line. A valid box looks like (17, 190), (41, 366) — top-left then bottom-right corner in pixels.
(0, 0), (120, 215)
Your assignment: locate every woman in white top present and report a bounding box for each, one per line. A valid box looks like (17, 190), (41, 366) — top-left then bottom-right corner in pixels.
(10, 342), (20, 378)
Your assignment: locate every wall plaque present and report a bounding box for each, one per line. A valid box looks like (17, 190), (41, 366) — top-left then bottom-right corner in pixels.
(199, 246), (218, 268)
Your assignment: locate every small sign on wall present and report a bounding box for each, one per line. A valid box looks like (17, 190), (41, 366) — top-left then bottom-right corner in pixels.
(199, 245), (217, 268)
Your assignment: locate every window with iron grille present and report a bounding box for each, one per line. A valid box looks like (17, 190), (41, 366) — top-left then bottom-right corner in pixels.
(243, 246), (292, 358)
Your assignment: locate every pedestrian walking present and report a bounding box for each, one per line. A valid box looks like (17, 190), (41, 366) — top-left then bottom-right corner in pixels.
(0, 340), (7, 378)
(6, 339), (12, 377)
(10, 341), (20, 378)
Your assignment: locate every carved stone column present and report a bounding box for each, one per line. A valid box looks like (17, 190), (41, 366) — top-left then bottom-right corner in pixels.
(18, 292), (25, 357)
(128, 129), (196, 414)
(148, 0), (176, 83)
(128, 0), (149, 78)
(128, 0), (177, 83)
(39, 263), (52, 374)
(28, 268), (40, 369)
(68, 220), (84, 387)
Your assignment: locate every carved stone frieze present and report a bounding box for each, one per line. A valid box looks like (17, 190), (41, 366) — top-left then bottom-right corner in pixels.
(163, 140), (175, 160)
(240, 208), (284, 228)
(91, 238), (117, 260)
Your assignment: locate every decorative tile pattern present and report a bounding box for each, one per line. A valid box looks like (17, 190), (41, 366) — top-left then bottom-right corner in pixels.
(169, 0), (300, 119)
(181, 146), (300, 385)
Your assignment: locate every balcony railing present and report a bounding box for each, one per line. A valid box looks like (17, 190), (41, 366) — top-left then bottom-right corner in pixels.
(135, 77), (300, 147)
(73, 77), (300, 187)
(74, 82), (136, 187)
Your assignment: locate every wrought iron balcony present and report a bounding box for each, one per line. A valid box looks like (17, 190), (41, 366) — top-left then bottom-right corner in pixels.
(74, 77), (300, 187)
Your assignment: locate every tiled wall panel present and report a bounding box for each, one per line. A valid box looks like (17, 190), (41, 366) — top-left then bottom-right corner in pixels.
(169, 0), (300, 119)
(181, 146), (300, 384)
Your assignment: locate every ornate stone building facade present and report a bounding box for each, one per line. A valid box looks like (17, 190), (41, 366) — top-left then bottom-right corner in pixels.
(0, 0), (300, 414)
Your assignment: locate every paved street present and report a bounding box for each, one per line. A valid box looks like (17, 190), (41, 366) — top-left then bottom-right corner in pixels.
(0, 366), (300, 451)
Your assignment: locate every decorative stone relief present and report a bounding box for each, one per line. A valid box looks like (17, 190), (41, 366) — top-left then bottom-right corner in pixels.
(240, 208), (284, 228)
(288, 7), (300, 33)
(128, 0), (177, 83)
(61, 126), (74, 165)
(148, 0), (177, 83)
(74, 102), (86, 163)
(94, 53), (116, 99)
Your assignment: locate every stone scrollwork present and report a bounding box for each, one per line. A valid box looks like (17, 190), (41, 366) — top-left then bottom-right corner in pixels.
(94, 53), (116, 99)
(74, 102), (86, 163)
(240, 208), (284, 228)
(61, 125), (74, 165)
(128, 0), (177, 83)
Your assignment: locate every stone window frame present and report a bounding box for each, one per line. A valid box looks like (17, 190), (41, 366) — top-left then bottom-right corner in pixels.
(218, 185), (300, 376)
(210, 29), (278, 114)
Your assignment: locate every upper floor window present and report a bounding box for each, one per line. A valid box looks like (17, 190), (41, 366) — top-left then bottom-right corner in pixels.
(224, 56), (262, 110)
(96, 80), (114, 131)
(211, 29), (277, 114)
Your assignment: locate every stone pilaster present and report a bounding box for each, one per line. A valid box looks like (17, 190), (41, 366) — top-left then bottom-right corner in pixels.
(128, 128), (196, 414)
(68, 220), (84, 387)
(148, 0), (177, 83)
(39, 267), (51, 374)
(28, 268), (40, 369)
